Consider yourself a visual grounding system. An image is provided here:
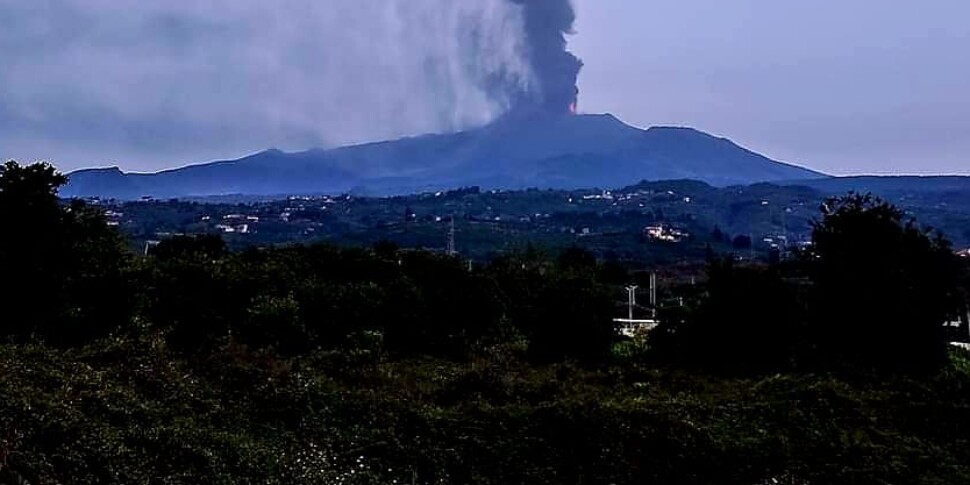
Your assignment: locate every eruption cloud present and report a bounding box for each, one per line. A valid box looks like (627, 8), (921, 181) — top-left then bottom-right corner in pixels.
(0, 0), (583, 171)
(432, 0), (584, 118)
(505, 0), (584, 116)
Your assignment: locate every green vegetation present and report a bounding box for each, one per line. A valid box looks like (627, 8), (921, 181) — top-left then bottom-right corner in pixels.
(0, 162), (131, 347)
(90, 179), (970, 264)
(2, 162), (970, 484)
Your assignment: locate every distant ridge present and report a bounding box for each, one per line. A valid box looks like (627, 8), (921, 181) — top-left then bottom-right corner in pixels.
(63, 114), (826, 199)
(787, 175), (970, 194)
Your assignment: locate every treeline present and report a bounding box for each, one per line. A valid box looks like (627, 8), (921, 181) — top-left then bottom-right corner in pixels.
(3, 161), (970, 484)
(0, 165), (619, 363)
(3, 161), (967, 374)
(139, 237), (621, 363)
(653, 193), (970, 375)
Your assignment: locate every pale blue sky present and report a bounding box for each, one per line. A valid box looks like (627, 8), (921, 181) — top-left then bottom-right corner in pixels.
(572, 0), (970, 175)
(1, 0), (968, 175)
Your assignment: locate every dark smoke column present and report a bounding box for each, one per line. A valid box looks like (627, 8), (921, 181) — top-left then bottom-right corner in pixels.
(508, 0), (583, 116)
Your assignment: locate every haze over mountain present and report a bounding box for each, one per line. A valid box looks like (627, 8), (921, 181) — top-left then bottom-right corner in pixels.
(63, 114), (824, 200)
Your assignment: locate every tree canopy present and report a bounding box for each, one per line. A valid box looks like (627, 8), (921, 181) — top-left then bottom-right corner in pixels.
(0, 161), (130, 345)
(808, 193), (960, 372)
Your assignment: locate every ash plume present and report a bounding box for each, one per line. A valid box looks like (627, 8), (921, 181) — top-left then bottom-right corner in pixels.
(0, 0), (584, 171)
(505, 0), (584, 116)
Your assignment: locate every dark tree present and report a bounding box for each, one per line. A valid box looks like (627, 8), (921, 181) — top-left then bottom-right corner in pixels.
(152, 234), (228, 261)
(711, 225), (725, 243)
(0, 161), (131, 345)
(372, 239), (400, 259)
(142, 235), (249, 353)
(527, 275), (616, 363)
(808, 194), (960, 373)
(732, 235), (752, 250)
(382, 252), (506, 358)
(525, 253), (618, 363)
(649, 258), (802, 375)
(557, 246), (597, 274)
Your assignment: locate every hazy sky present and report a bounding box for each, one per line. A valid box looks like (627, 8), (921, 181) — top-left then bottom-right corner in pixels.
(571, 0), (970, 176)
(1, 0), (968, 175)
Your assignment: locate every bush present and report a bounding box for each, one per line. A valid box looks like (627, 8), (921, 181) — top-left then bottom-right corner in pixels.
(0, 162), (132, 346)
(808, 194), (961, 373)
(649, 258), (802, 375)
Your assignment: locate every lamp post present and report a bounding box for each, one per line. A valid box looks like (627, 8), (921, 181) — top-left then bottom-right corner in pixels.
(625, 285), (638, 321)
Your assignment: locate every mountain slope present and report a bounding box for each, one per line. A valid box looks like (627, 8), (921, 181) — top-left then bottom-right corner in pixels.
(787, 176), (970, 195)
(63, 114), (825, 199)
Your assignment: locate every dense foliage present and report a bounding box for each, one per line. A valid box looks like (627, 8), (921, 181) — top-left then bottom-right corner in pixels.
(3, 342), (970, 485)
(808, 194), (961, 372)
(0, 162), (131, 347)
(2, 162), (970, 484)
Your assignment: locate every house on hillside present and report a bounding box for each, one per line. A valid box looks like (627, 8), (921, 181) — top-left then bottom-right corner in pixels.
(946, 301), (970, 344)
(215, 223), (250, 234)
(644, 225), (689, 243)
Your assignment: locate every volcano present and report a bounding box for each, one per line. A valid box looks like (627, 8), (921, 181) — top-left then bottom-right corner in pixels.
(63, 114), (826, 199)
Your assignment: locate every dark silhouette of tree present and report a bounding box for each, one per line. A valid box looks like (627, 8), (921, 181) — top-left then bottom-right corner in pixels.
(382, 252), (506, 358)
(482, 251), (616, 363)
(56, 199), (133, 345)
(372, 239), (400, 259)
(152, 234), (228, 261)
(649, 258), (801, 375)
(807, 194), (960, 373)
(527, 274), (616, 363)
(711, 225), (725, 243)
(732, 235), (752, 250)
(525, 252), (617, 363)
(0, 161), (130, 345)
(141, 235), (237, 353)
(957, 260), (970, 342)
(557, 246), (597, 274)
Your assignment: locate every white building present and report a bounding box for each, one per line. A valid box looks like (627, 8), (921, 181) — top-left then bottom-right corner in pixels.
(644, 225), (689, 243)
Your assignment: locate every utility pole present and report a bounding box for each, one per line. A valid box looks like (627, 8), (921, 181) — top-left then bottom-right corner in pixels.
(963, 302), (970, 342)
(625, 285), (638, 321)
(446, 215), (457, 257)
(782, 207), (788, 251)
(144, 240), (159, 256)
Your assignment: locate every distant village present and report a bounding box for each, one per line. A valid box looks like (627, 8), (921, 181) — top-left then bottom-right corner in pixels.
(84, 181), (970, 263)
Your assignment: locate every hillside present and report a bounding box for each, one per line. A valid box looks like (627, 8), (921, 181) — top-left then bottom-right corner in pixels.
(92, 179), (970, 265)
(63, 114), (824, 199)
(790, 175), (970, 195)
